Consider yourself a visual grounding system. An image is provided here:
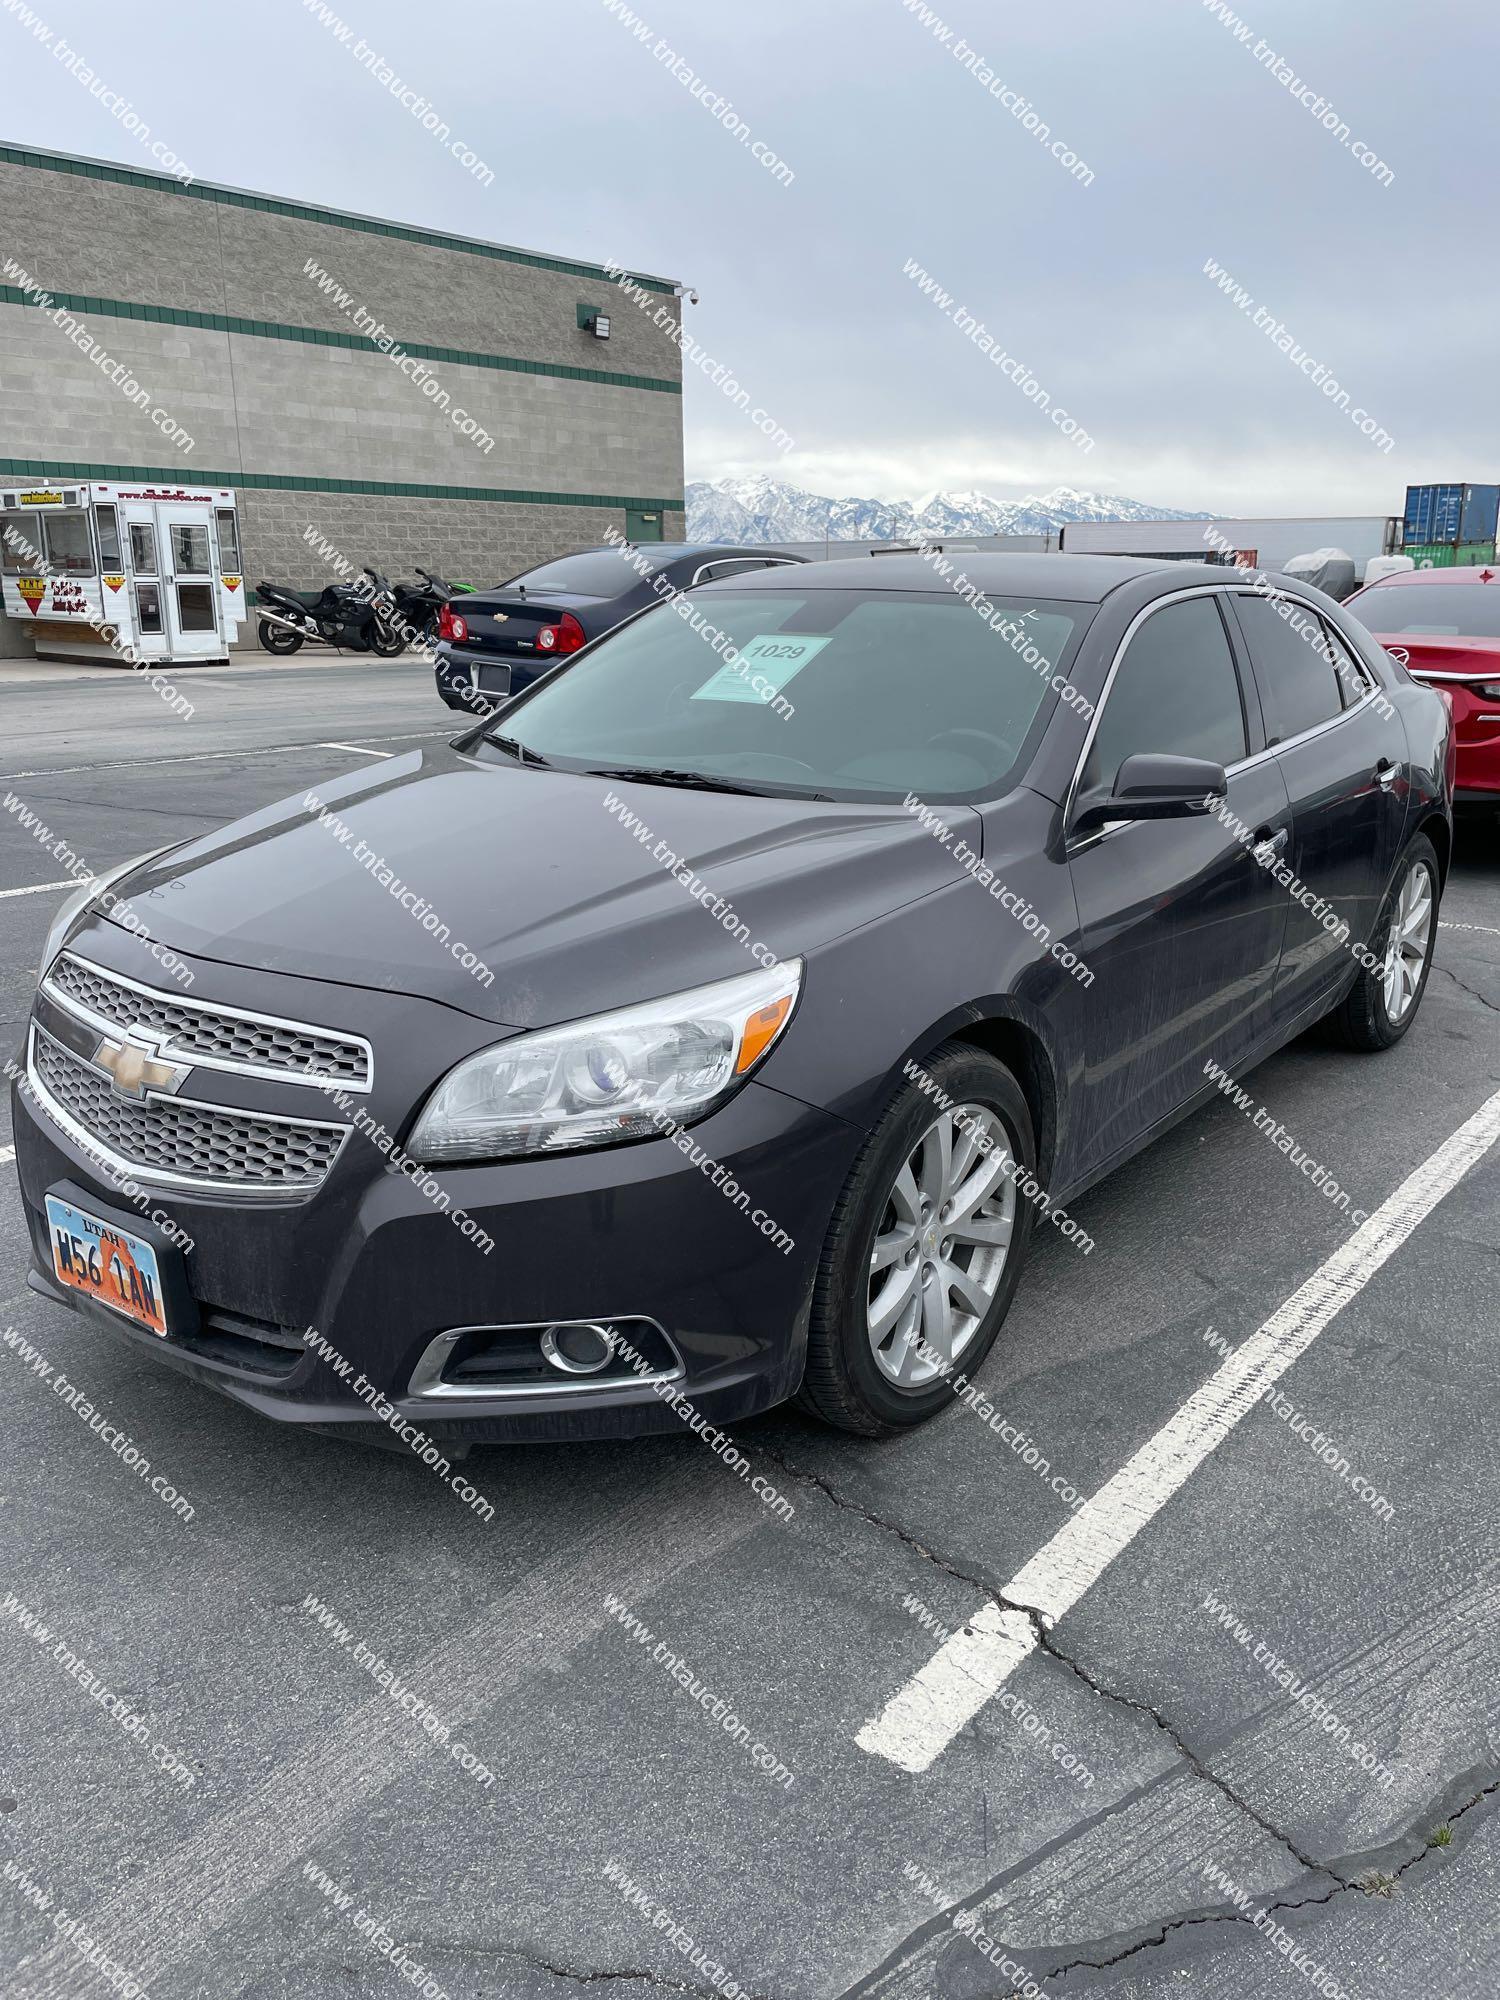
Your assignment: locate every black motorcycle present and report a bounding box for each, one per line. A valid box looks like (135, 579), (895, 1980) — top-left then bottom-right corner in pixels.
(256, 567), (403, 656)
(388, 567), (459, 648)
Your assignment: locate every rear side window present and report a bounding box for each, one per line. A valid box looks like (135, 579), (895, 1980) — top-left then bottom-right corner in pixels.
(1081, 596), (1247, 795)
(1317, 616), (1375, 710)
(1234, 593), (1344, 742)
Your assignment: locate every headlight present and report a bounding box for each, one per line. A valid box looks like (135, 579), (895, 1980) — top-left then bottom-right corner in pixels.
(409, 958), (802, 1163)
(37, 847), (175, 983)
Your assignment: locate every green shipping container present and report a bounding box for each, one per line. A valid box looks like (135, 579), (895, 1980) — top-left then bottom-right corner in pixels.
(1455, 541), (1497, 566)
(1403, 542), (1457, 567)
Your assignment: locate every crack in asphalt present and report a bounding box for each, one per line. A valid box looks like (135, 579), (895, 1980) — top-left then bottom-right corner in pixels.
(346, 1939), (776, 1999)
(754, 1444), (1324, 1875)
(1430, 962), (1500, 1015)
(5, 787), (226, 825)
(1033, 1772), (1500, 1992)
(756, 1448), (1500, 1994)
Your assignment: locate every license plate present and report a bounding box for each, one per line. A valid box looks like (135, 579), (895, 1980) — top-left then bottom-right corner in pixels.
(45, 1195), (169, 1337)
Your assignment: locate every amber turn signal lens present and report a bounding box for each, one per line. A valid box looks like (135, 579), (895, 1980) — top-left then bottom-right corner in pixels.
(735, 994), (793, 1073)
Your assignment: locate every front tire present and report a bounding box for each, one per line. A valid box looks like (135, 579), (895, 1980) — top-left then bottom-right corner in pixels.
(1322, 833), (1440, 1051)
(799, 1043), (1037, 1435)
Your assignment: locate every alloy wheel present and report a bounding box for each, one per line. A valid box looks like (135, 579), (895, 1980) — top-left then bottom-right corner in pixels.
(1382, 859), (1434, 1025)
(866, 1102), (1017, 1390)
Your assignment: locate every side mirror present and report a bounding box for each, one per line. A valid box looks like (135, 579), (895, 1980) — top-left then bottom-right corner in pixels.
(1073, 753), (1228, 834)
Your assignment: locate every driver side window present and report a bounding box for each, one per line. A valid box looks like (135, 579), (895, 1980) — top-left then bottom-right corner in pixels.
(1081, 595), (1247, 796)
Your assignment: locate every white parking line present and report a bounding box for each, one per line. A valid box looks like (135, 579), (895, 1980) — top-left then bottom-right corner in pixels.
(318, 741), (395, 759)
(1440, 920), (1500, 936)
(0, 732), (450, 783)
(0, 879), (73, 901)
(9, 1468), (761, 2000)
(0, 1146), (14, 1166)
(856, 1081), (1500, 1773)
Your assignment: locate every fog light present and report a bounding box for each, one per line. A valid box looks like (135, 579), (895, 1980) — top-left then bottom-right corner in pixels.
(540, 1321), (617, 1375)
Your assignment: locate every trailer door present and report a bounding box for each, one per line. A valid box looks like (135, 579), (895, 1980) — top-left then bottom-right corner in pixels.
(159, 505), (223, 658)
(120, 504), (172, 661)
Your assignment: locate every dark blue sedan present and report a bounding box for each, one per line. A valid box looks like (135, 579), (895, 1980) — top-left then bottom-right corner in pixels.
(433, 542), (805, 710)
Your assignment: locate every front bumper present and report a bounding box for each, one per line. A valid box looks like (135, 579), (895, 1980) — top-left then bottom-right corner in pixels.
(1454, 749), (1500, 804)
(11, 936), (861, 1446)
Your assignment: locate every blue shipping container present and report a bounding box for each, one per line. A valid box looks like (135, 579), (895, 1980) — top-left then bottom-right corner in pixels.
(1404, 484), (1464, 543)
(1403, 481), (1498, 544)
(1459, 484), (1500, 543)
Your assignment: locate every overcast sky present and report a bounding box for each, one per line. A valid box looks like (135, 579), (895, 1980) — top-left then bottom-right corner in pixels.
(5, 0), (1494, 516)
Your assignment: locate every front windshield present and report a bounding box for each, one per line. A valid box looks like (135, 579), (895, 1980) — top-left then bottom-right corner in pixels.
(1350, 582), (1500, 638)
(490, 587), (1086, 800)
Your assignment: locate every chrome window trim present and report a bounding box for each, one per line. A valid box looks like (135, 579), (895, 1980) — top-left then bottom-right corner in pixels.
(407, 1321), (685, 1402)
(688, 557), (801, 586)
(1221, 686), (1382, 774)
(44, 950), (374, 1093)
(1064, 583), (1386, 845)
(26, 1020), (350, 1202)
(1312, 612), (1378, 701)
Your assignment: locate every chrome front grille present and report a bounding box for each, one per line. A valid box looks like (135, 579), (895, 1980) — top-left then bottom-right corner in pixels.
(45, 952), (371, 1089)
(29, 1024), (348, 1196)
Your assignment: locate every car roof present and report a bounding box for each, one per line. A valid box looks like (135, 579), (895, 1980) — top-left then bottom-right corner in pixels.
(552, 543), (802, 562)
(690, 551), (1218, 603)
(1357, 565), (1500, 587)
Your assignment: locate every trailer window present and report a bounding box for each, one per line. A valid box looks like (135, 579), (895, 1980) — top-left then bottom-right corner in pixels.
(176, 584), (217, 632)
(93, 504), (123, 568)
(1, 510), (41, 574)
(129, 522), (158, 575)
(170, 524), (211, 575)
(215, 507), (242, 571)
(41, 511), (94, 574)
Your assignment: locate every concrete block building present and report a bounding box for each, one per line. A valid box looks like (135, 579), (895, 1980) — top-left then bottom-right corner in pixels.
(0, 143), (685, 655)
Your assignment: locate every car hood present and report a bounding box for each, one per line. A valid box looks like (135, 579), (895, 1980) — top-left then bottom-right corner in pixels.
(109, 743), (976, 1029)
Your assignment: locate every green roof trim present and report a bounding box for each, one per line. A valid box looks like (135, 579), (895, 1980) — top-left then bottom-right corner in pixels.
(0, 144), (677, 294)
(0, 284), (680, 395)
(0, 458), (683, 512)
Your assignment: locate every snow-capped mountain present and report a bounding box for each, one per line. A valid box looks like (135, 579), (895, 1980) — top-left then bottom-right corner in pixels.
(686, 477), (1207, 545)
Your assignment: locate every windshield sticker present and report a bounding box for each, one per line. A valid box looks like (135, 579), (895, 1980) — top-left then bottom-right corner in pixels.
(691, 632), (831, 704)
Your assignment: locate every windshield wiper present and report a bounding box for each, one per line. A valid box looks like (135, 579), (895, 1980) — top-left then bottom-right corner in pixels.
(585, 764), (829, 800)
(488, 733), (553, 767)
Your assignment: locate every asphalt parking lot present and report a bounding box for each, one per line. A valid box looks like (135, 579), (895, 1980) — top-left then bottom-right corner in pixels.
(2, 656), (1498, 2000)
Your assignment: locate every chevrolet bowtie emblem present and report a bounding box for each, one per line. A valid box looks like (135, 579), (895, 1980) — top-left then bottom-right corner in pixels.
(95, 1036), (187, 1100)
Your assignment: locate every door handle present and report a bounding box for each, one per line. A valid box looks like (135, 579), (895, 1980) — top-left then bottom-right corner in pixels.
(1375, 758), (1400, 788)
(1250, 826), (1288, 867)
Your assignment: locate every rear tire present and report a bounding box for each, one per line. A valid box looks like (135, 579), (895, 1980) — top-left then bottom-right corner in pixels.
(798, 1042), (1036, 1436)
(1321, 833), (1440, 1051)
(258, 618), (302, 656)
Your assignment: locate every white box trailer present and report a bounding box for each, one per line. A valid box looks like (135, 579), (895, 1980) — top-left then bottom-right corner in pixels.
(0, 479), (245, 664)
(1057, 514), (1398, 573)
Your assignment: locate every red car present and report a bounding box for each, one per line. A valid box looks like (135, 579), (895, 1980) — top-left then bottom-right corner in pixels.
(1347, 565), (1500, 809)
